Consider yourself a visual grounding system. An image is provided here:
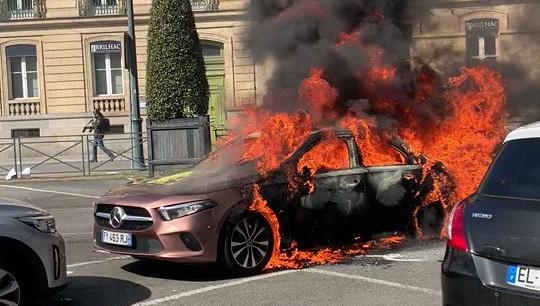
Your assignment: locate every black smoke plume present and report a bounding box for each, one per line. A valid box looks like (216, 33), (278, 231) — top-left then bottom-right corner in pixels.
(246, 0), (445, 130)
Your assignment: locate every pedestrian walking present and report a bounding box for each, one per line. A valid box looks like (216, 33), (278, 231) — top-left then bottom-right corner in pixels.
(83, 110), (115, 162)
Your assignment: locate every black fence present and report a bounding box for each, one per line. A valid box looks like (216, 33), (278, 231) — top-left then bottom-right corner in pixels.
(0, 133), (148, 179)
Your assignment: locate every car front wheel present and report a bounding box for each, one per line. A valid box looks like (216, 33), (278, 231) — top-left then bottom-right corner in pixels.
(221, 213), (274, 276)
(0, 267), (21, 306)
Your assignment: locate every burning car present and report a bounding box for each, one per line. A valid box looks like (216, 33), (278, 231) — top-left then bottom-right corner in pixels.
(93, 126), (447, 275)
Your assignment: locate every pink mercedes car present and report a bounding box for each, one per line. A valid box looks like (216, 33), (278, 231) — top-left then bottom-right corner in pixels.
(94, 128), (446, 275)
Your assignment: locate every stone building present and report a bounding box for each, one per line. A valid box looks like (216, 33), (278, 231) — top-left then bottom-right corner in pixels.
(410, 0), (540, 127)
(0, 0), (256, 140)
(1, 0), (539, 141)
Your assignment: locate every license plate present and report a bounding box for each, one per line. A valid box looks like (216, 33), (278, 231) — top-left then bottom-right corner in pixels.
(507, 265), (540, 291)
(101, 230), (132, 247)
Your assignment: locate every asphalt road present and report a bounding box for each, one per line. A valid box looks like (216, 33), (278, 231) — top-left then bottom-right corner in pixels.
(0, 179), (446, 306)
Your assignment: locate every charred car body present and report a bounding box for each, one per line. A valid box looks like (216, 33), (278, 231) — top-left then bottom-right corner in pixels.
(94, 128), (446, 275)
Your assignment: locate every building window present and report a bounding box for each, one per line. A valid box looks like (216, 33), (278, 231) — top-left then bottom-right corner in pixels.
(11, 128), (40, 138)
(6, 45), (38, 100)
(91, 41), (123, 96)
(466, 18), (499, 65)
(109, 124), (124, 134)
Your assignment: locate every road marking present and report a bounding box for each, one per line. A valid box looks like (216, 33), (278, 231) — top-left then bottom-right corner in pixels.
(67, 256), (131, 268)
(0, 185), (99, 199)
(308, 268), (441, 296)
(360, 253), (426, 262)
(62, 232), (92, 237)
(133, 270), (299, 306)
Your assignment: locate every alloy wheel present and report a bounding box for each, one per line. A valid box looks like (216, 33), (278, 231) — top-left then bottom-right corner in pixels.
(0, 268), (20, 306)
(230, 217), (271, 269)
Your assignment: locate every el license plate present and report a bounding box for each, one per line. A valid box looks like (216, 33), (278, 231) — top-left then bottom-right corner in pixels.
(101, 230), (132, 247)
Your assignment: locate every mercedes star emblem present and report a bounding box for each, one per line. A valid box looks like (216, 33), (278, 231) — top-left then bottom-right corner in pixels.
(110, 206), (126, 229)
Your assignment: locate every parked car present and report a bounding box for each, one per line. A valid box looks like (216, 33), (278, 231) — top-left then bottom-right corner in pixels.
(0, 202), (67, 305)
(442, 121), (540, 305)
(94, 128), (445, 275)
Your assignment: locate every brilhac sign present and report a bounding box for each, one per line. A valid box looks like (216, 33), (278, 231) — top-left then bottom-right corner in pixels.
(466, 18), (499, 36)
(90, 41), (121, 54)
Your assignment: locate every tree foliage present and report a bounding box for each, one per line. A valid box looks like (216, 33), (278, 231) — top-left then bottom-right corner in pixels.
(146, 0), (209, 120)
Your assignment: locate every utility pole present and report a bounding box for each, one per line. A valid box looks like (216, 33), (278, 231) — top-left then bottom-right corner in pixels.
(126, 0), (145, 170)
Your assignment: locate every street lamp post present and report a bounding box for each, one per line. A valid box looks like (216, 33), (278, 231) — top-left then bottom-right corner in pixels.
(126, 0), (145, 170)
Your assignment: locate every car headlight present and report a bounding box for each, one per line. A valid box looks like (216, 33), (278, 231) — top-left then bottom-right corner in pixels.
(158, 201), (217, 221)
(17, 215), (57, 234)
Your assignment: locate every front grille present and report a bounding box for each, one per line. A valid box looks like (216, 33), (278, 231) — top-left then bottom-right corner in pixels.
(95, 217), (153, 231)
(95, 203), (153, 231)
(96, 235), (164, 254)
(96, 204), (151, 217)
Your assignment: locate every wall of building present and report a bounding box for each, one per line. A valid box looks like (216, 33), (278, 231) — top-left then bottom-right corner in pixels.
(0, 0), (255, 138)
(410, 2), (540, 126)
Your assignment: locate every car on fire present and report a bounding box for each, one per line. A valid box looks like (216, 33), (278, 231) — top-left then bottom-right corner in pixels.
(442, 122), (540, 305)
(93, 127), (446, 275)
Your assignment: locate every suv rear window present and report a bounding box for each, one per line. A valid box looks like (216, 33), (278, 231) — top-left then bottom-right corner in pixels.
(480, 138), (540, 199)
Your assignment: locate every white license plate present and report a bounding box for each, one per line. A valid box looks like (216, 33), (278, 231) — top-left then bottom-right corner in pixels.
(101, 230), (133, 247)
(507, 265), (540, 291)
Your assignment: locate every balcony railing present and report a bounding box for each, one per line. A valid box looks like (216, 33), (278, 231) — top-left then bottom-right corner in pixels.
(191, 0), (219, 11)
(0, 0), (46, 20)
(8, 100), (41, 116)
(78, 0), (126, 16)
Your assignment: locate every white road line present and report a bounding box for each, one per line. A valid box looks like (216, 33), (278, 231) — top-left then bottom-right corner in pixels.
(0, 185), (99, 199)
(67, 256), (131, 268)
(133, 270), (299, 306)
(308, 269), (441, 296)
(360, 253), (426, 262)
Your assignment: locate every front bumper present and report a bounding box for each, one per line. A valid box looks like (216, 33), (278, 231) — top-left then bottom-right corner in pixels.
(29, 231), (68, 292)
(94, 207), (224, 263)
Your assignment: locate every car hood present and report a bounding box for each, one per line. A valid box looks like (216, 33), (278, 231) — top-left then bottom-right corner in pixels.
(105, 164), (264, 197)
(0, 202), (48, 218)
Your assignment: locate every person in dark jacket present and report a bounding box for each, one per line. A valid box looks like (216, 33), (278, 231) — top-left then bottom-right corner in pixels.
(83, 110), (115, 162)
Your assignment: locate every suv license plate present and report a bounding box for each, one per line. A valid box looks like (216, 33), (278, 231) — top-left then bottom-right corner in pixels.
(507, 265), (540, 291)
(101, 230), (132, 247)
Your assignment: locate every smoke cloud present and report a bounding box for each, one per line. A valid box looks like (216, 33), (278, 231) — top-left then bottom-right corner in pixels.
(246, 0), (445, 129)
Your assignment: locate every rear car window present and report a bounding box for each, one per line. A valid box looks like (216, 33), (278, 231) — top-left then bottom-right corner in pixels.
(480, 138), (540, 199)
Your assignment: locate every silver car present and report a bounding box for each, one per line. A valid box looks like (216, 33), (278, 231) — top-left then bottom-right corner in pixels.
(0, 202), (67, 305)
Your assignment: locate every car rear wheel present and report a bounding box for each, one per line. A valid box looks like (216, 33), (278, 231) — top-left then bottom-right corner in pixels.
(221, 213), (274, 276)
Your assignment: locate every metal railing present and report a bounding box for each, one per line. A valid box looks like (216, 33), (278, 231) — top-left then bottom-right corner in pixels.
(78, 0), (126, 16)
(0, 133), (147, 178)
(0, 0), (46, 20)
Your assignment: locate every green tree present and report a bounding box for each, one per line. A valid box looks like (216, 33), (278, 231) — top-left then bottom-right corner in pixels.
(146, 0), (209, 120)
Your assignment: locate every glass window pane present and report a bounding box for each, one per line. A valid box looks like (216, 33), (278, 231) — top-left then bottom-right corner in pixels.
(201, 44), (222, 58)
(107, 0), (117, 6)
(10, 73), (24, 98)
(485, 36), (496, 56)
(94, 54), (106, 70)
(481, 139), (540, 199)
(27, 72), (39, 98)
(9, 57), (22, 73)
(6, 45), (36, 57)
(110, 53), (121, 69)
(111, 70), (123, 94)
(95, 70), (108, 95)
(467, 38), (479, 58)
(25, 56), (37, 72)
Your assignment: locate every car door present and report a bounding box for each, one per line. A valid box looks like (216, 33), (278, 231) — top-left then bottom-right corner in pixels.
(298, 135), (368, 217)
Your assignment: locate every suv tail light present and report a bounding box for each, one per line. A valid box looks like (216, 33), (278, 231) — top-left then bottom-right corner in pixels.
(447, 200), (467, 251)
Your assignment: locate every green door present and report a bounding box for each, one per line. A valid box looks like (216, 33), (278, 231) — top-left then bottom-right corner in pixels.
(202, 42), (226, 143)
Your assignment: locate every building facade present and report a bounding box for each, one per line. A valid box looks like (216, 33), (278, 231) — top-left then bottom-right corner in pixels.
(410, 0), (540, 127)
(0, 0), (257, 139)
(1, 0), (539, 141)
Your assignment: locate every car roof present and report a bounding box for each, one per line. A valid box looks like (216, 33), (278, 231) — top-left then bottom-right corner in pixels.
(505, 121), (540, 142)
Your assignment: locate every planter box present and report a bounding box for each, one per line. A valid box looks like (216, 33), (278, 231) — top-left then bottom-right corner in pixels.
(146, 116), (211, 176)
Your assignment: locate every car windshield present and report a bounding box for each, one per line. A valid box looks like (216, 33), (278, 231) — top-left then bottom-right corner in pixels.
(194, 136), (257, 172)
(480, 138), (540, 200)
